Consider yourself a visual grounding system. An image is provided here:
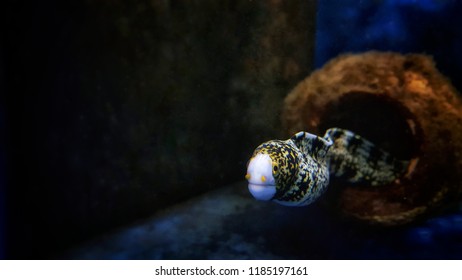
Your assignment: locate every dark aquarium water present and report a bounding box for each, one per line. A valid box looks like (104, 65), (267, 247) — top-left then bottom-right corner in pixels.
(2, 0), (462, 259)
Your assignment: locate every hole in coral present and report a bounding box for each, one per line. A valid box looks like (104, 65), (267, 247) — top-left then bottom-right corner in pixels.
(318, 91), (420, 160)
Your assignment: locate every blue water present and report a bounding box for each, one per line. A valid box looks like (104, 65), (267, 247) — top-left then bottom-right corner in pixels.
(315, 0), (462, 90)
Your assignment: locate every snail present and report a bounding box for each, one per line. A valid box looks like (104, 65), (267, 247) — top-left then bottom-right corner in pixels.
(245, 128), (408, 206)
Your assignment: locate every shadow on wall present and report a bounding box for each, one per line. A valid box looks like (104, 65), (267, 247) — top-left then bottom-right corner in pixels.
(3, 0), (316, 258)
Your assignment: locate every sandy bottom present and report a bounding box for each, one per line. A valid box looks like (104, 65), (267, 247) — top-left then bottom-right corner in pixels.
(63, 182), (462, 259)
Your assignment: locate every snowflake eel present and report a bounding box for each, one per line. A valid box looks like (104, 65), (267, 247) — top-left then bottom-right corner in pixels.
(245, 128), (409, 206)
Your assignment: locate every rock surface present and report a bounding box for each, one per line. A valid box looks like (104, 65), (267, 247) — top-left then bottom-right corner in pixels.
(4, 0), (315, 258)
(64, 182), (462, 259)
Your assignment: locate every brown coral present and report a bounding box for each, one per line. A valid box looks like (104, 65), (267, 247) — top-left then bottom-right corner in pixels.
(282, 52), (462, 225)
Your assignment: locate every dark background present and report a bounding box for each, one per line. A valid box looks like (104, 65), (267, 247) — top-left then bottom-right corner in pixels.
(315, 0), (462, 90)
(1, 0), (315, 259)
(2, 0), (462, 259)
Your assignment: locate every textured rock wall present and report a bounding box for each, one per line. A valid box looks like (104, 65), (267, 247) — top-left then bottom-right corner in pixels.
(4, 0), (316, 257)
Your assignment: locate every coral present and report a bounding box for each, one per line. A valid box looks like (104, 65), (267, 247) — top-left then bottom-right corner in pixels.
(282, 52), (462, 225)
